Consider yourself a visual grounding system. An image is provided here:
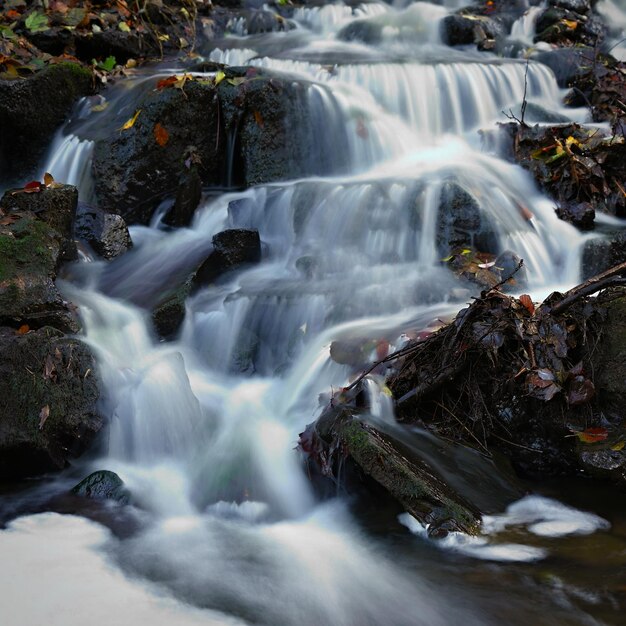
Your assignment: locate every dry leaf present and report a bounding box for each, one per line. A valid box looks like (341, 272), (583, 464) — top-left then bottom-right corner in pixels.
(519, 294), (535, 315)
(574, 427), (608, 443)
(17, 324), (30, 335)
(153, 122), (169, 147)
(38, 405), (50, 430)
(253, 110), (264, 128)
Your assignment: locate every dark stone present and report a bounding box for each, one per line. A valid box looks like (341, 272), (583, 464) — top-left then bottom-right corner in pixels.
(0, 187), (81, 332)
(441, 15), (506, 47)
(534, 6), (606, 47)
(152, 278), (192, 339)
(74, 30), (150, 65)
(193, 229), (261, 287)
(1, 184), (79, 262)
(72, 470), (130, 504)
(0, 326), (102, 479)
(92, 69), (350, 224)
(246, 9), (290, 34)
(495, 250), (526, 286)
(338, 20), (382, 45)
(436, 182), (496, 257)
(0, 63), (93, 184)
(74, 203), (132, 260)
(164, 162), (203, 228)
(581, 232), (626, 280)
(550, 0), (590, 13)
(556, 201), (595, 230)
(26, 27), (75, 56)
(92, 80), (222, 223)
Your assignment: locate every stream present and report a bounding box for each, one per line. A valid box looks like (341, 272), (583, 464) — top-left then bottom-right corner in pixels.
(2, 1), (626, 625)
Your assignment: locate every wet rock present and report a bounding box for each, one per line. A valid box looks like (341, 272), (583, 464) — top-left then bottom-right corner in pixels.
(495, 250), (526, 286)
(92, 80), (221, 224)
(164, 157), (203, 228)
(338, 19), (383, 44)
(92, 69), (339, 224)
(71, 470), (130, 504)
(533, 48), (594, 87)
(594, 291), (626, 412)
(534, 4), (606, 47)
(301, 407), (482, 535)
(441, 15), (505, 47)
(556, 201), (595, 230)
(0, 326), (102, 479)
(193, 229), (261, 288)
(0, 187), (81, 332)
(0, 63), (93, 184)
(1, 184), (78, 262)
(581, 232), (626, 280)
(436, 182), (496, 257)
(579, 449), (626, 487)
(74, 203), (132, 260)
(152, 278), (192, 339)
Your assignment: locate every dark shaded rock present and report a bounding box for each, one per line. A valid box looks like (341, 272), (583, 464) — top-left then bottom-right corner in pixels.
(74, 29), (150, 64)
(1, 184), (78, 262)
(534, 5), (606, 47)
(579, 449), (626, 487)
(247, 9), (290, 34)
(152, 278), (192, 339)
(301, 406), (482, 535)
(495, 250), (526, 286)
(582, 232), (626, 280)
(436, 182), (496, 257)
(556, 201), (595, 230)
(441, 15), (505, 47)
(193, 229), (261, 287)
(552, 0), (590, 12)
(594, 291), (626, 412)
(92, 69), (344, 224)
(0, 63), (93, 184)
(338, 19), (383, 44)
(522, 101), (571, 124)
(164, 160), (203, 228)
(534, 48), (595, 87)
(0, 187), (81, 332)
(72, 470), (130, 504)
(92, 80), (221, 224)
(74, 203), (132, 260)
(26, 27), (75, 57)
(0, 326), (102, 479)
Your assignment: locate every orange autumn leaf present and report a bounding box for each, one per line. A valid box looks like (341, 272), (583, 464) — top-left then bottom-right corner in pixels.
(519, 294), (535, 315)
(153, 122), (169, 147)
(17, 324), (30, 335)
(253, 110), (264, 128)
(575, 427), (608, 443)
(156, 75), (178, 90)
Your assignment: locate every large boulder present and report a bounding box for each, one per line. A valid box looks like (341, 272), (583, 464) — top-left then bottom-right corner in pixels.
(0, 63), (93, 185)
(0, 185), (81, 332)
(0, 326), (102, 479)
(72, 470), (130, 504)
(0, 185), (104, 479)
(91, 68), (349, 224)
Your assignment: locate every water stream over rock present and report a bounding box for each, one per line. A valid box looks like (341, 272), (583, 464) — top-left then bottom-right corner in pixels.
(3, 1), (626, 625)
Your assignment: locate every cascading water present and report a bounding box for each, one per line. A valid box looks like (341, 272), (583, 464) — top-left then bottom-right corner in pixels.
(3, 1), (625, 625)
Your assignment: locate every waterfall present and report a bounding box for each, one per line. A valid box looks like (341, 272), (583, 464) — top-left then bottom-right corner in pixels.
(2, 0), (620, 624)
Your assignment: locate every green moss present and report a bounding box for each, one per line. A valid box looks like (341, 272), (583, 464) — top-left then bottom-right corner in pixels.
(0, 218), (57, 282)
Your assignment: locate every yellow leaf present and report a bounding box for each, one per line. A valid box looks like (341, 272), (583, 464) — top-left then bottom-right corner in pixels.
(158, 33), (170, 42)
(43, 172), (54, 187)
(611, 440), (625, 451)
(119, 109), (141, 131)
(91, 102), (109, 112)
(214, 70), (226, 86)
(381, 385), (393, 398)
(561, 19), (578, 29)
(461, 249), (472, 256)
(118, 22), (131, 32)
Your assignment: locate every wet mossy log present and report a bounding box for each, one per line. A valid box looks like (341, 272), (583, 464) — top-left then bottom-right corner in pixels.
(301, 407), (482, 536)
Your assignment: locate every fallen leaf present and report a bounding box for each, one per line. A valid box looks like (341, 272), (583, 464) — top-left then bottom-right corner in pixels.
(17, 324), (29, 335)
(43, 354), (57, 381)
(119, 109), (141, 131)
(574, 427), (608, 443)
(156, 75), (178, 90)
(566, 376), (595, 406)
(519, 294), (535, 315)
(214, 70), (226, 86)
(43, 172), (54, 187)
(38, 405), (50, 430)
(611, 440), (625, 451)
(153, 122), (169, 147)
(253, 110), (264, 128)
(227, 77), (247, 87)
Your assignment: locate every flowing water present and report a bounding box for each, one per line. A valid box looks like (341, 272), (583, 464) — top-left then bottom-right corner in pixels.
(3, 2), (626, 625)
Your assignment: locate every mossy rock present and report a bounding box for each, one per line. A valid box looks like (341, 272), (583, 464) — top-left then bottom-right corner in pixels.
(0, 326), (102, 479)
(310, 407), (482, 536)
(72, 470), (130, 504)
